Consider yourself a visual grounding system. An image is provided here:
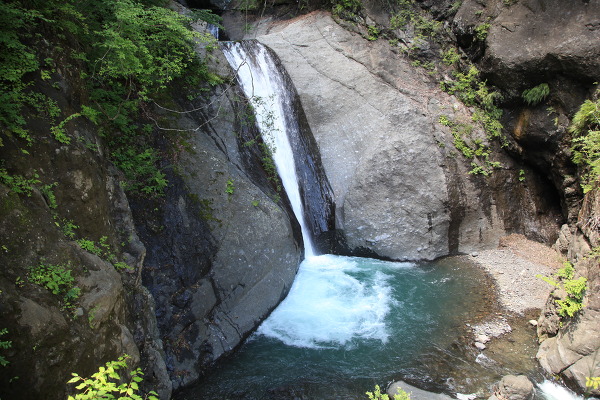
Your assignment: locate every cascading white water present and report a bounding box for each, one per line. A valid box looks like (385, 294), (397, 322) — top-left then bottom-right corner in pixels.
(538, 380), (585, 400)
(221, 41), (316, 257)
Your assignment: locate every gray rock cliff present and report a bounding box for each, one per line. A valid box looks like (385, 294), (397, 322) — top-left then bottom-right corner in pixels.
(254, 12), (561, 260)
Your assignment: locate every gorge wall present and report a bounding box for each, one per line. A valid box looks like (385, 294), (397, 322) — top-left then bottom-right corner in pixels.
(1, 0), (599, 397)
(130, 51), (304, 390)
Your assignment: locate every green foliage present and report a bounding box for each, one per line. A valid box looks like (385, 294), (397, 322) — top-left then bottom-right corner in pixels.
(537, 262), (587, 318)
(522, 83), (550, 106)
(557, 276), (587, 317)
(439, 115), (500, 175)
(332, 0), (362, 17)
(111, 147), (168, 196)
(570, 98), (600, 192)
(367, 25), (380, 41)
(0, 2), (42, 144)
(87, 306), (99, 329)
(518, 169), (525, 182)
(441, 48), (461, 66)
(557, 262), (575, 280)
(587, 377), (600, 390)
(390, 1), (441, 39)
(366, 385), (411, 400)
(60, 219), (79, 239)
(441, 66), (481, 106)
(570, 99), (600, 136)
(440, 65), (505, 146)
(236, 0), (259, 11)
(51, 113), (81, 144)
(259, 142), (282, 192)
(91, 0), (209, 96)
(67, 355), (158, 400)
(77, 238), (104, 257)
(77, 236), (132, 271)
(474, 22), (491, 41)
(0, 169), (40, 196)
(29, 262), (81, 310)
(225, 178), (235, 197)
(114, 261), (132, 271)
(0, 0), (222, 197)
(0, 328), (11, 367)
(40, 182), (58, 209)
(450, 1), (462, 13)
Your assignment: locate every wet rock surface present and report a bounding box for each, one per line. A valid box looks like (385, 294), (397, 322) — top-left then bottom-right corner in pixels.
(132, 50), (303, 390)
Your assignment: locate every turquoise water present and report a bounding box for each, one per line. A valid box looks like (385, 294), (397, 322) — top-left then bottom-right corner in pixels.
(179, 254), (497, 399)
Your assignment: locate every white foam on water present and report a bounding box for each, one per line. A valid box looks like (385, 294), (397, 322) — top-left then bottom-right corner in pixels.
(537, 380), (584, 400)
(257, 254), (414, 348)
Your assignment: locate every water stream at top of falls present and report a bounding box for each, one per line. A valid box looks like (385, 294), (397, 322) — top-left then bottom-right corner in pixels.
(221, 40), (316, 257)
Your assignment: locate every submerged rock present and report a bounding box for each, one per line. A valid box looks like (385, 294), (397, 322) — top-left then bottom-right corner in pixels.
(388, 381), (454, 400)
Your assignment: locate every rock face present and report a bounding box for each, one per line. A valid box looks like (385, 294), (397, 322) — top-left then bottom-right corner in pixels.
(131, 49), (303, 390)
(480, 0), (599, 92)
(537, 191), (600, 396)
(0, 32), (303, 398)
(0, 124), (167, 398)
(255, 12), (561, 260)
(453, 0), (600, 224)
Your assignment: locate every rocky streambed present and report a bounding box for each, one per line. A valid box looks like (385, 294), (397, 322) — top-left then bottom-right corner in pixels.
(389, 234), (569, 398)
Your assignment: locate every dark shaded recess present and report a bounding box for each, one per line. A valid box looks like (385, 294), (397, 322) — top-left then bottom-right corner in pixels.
(497, 79), (590, 223)
(316, 230), (399, 260)
(453, 29), (486, 62)
(444, 158), (467, 255)
(183, 0), (219, 10)
(481, 56), (599, 102)
(260, 45), (337, 254)
(130, 163), (216, 341)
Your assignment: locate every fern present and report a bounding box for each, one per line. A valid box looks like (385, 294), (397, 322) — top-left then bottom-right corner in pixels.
(522, 83), (550, 106)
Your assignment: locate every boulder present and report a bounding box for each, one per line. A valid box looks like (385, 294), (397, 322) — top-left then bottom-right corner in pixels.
(0, 134), (164, 398)
(492, 375), (534, 400)
(480, 0), (600, 92)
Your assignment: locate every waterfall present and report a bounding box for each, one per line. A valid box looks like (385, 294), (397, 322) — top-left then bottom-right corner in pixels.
(222, 41), (316, 257)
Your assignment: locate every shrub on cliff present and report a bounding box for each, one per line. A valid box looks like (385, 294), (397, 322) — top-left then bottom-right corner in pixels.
(570, 94), (600, 193)
(0, 0), (222, 196)
(67, 355), (157, 400)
